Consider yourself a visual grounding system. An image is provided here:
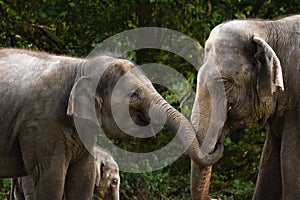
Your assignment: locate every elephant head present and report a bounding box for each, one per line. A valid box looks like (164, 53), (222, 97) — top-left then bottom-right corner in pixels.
(192, 20), (285, 162)
(93, 147), (120, 200)
(191, 19), (287, 198)
(66, 55), (223, 167)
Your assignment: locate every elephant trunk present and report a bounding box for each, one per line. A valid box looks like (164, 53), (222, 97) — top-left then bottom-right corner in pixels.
(191, 161), (212, 200)
(109, 190), (119, 200)
(190, 68), (227, 199)
(192, 65), (227, 161)
(150, 92), (223, 166)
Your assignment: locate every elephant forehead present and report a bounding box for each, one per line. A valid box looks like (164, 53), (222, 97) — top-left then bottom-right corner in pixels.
(204, 44), (246, 70)
(209, 20), (248, 40)
(213, 52), (251, 77)
(114, 67), (152, 91)
(113, 59), (135, 70)
(206, 35), (244, 54)
(204, 23), (252, 72)
(206, 21), (250, 53)
(112, 59), (151, 83)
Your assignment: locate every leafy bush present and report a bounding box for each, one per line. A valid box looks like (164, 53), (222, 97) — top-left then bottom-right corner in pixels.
(210, 124), (266, 199)
(120, 155), (192, 200)
(0, 179), (10, 200)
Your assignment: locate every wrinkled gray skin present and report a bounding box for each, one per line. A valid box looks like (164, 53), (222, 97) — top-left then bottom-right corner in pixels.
(0, 48), (220, 200)
(191, 15), (300, 199)
(10, 147), (119, 200)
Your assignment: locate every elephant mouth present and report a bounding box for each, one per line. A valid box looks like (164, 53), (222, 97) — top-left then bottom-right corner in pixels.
(218, 127), (230, 145)
(130, 109), (150, 126)
(207, 128), (229, 155)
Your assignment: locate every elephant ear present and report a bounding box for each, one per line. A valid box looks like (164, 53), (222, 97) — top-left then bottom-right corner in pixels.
(67, 76), (103, 125)
(253, 36), (284, 101)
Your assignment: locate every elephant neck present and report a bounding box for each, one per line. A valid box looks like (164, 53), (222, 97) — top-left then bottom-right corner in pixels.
(268, 91), (295, 138)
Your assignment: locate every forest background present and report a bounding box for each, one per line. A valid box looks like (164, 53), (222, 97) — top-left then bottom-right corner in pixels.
(0, 0), (299, 199)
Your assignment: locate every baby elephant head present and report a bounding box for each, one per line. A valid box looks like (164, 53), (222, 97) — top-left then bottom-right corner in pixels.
(94, 147), (120, 200)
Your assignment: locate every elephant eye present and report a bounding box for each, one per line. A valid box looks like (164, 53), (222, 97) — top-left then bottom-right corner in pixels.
(227, 102), (233, 112)
(222, 78), (235, 89)
(222, 77), (232, 84)
(129, 91), (140, 103)
(111, 178), (118, 186)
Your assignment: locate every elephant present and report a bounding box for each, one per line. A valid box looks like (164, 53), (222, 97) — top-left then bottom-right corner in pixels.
(93, 147), (120, 200)
(10, 147), (119, 200)
(190, 15), (300, 199)
(0, 48), (221, 199)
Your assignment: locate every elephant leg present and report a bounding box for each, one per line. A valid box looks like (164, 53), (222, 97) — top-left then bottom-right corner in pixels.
(20, 176), (34, 200)
(281, 112), (300, 199)
(32, 166), (66, 200)
(64, 151), (96, 200)
(19, 127), (67, 200)
(253, 130), (281, 200)
(11, 178), (25, 200)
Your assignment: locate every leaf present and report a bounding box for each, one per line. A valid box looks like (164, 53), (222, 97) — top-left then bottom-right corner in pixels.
(69, 2), (75, 7)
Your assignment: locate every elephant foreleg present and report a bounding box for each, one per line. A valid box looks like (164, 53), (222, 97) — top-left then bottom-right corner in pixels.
(11, 178), (25, 200)
(64, 151), (96, 200)
(19, 176), (34, 200)
(253, 129), (281, 200)
(19, 126), (67, 200)
(281, 111), (300, 199)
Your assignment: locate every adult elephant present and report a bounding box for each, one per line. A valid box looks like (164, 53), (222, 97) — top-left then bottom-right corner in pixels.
(0, 48), (220, 199)
(190, 15), (300, 199)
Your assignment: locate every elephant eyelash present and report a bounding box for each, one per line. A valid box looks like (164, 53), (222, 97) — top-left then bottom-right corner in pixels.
(222, 77), (234, 84)
(221, 78), (236, 91)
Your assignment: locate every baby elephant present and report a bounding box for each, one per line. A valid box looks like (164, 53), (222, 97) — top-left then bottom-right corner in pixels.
(11, 147), (120, 200)
(93, 147), (120, 200)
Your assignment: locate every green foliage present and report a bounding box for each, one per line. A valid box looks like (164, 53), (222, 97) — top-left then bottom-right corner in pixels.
(0, 179), (10, 200)
(0, 0), (299, 199)
(120, 155), (192, 200)
(210, 124), (266, 199)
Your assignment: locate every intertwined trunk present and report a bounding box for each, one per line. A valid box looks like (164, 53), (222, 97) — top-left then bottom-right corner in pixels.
(191, 161), (212, 200)
(150, 92), (222, 167)
(190, 67), (227, 199)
